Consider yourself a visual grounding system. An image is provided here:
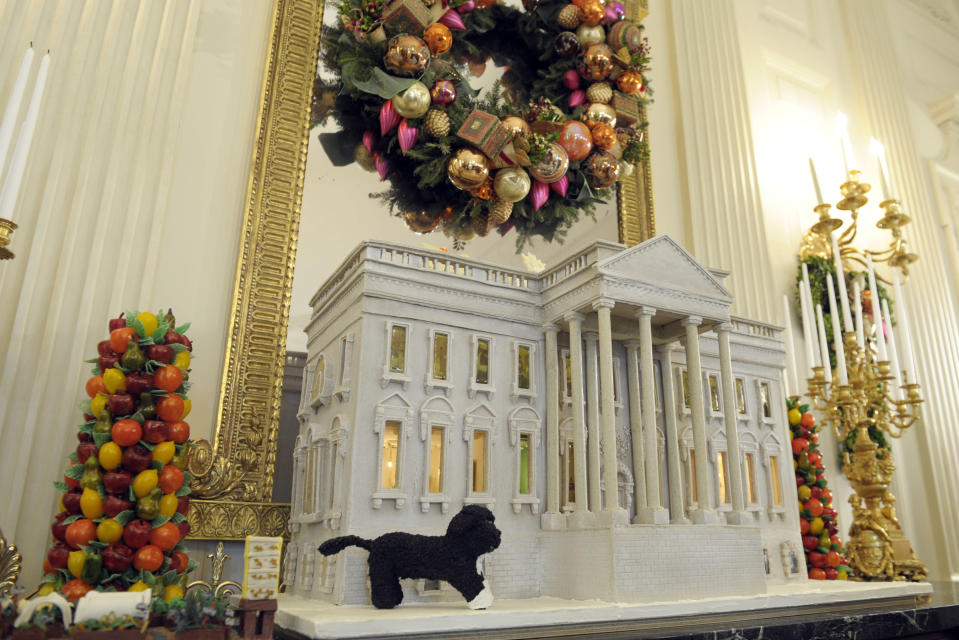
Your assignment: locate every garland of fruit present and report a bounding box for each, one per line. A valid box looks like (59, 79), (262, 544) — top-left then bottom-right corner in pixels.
(794, 256), (892, 461)
(314, 0), (651, 246)
(786, 397), (851, 580)
(41, 310), (196, 602)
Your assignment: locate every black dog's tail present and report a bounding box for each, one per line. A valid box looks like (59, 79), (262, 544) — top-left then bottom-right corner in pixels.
(318, 535), (373, 556)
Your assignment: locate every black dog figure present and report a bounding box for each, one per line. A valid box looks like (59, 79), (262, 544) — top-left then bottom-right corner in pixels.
(318, 505), (501, 609)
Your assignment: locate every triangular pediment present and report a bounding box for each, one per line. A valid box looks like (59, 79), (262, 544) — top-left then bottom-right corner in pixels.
(596, 235), (733, 302)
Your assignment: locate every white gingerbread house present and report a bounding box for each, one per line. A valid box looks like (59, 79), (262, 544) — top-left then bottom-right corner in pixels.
(284, 235), (803, 605)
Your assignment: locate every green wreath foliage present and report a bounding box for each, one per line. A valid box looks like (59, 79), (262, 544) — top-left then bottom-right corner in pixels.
(314, 0), (651, 247)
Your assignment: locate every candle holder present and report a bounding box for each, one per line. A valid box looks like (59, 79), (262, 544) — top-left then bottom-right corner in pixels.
(0, 218), (17, 260)
(805, 332), (927, 581)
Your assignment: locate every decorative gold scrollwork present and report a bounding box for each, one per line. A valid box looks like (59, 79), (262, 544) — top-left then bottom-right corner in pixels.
(0, 527), (22, 596)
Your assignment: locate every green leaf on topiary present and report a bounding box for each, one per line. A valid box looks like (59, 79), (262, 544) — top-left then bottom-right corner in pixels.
(114, 510), (134, 526)
(174, 322), (191, 335)
(65, 464), (84, 480)
(175, 485), (191, 497)
(53, 481), (69, 492)
(93, 432), (112, 447)
(151, 515), (170, 528)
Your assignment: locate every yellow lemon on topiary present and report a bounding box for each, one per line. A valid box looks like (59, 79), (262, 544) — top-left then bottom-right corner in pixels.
(787, 408), (801, 425)
(137, 312), (158, 336)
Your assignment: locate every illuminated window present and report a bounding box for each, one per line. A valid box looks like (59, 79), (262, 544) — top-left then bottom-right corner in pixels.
(709, 374), (720, 412)
(745, 452), (758, 505)
(566, 441), (576, 505)
(471, 430), (488, 493)
(339, 338), (347, 383)
(563, 351), (572, 398)
(381, 420), (400, 489)
(769, 455), (783, 506)
(475, 338), (490, 385)
(327, 442), (338, 512)
(517, 345), (531, 390)
(428, 427), (444, 493)
(682, 370), (690, 407)
(519, 434), (531, 494)
(717, 450), (730, 505)
(305, 441), (316, 514)
(431, 332), (449, 381)
(389, 325), (407, 373)
(736, 378), (747, 414)
(760, 382), (772, 418)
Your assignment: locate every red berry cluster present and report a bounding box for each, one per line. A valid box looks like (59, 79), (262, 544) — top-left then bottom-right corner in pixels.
(787, 397), (851, 580)
(43, 310), (196, 601)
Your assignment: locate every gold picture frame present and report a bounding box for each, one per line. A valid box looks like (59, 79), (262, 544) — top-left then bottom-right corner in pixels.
(188, 0), (655, 539)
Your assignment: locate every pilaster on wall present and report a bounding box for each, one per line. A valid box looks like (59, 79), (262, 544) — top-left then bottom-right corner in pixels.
(668, 0), (775, 323)
(840, 0), (959, 580)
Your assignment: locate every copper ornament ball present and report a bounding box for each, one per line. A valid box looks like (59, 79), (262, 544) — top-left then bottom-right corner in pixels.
(447, 148), (491, 190)
(579, 43), (614, 81)
(501, 116), (530, 138)
(578, 0), (604, 26)
(583, 149), (620, 189)
(424, 23), (453, 55)
(590, 123), (616, 150)
(383, 34), (432, 77)
(583, 102), (617, 128)
(431, 80), (457, 106)
(616, 70), (644, 95)
(404, 211), (441, 234)
(392, 81), (432, 119)
(493, 167), (532, 202)
(529, 143), (570, 183)
(576, 24), (605, 46)
(557, 120), (593, 161)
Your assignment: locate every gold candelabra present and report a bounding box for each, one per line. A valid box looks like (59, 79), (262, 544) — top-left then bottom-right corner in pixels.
(0, 218), (17, 260)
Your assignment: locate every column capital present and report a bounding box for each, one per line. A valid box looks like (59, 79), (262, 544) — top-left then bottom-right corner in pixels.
(715, 321), (732, 334)
(624, 339), (642, 351)
(583, 330), (599, 343)
(654, 342), (680, 355)
(564, 311), (584, 324)
(635, 306), (657, 318)
(592, 298), (616, 311)
(542, 323), (560, 333)
(681, 315), (703, 327)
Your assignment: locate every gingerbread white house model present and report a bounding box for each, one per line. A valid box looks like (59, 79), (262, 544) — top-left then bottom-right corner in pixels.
(285, 235), (804, 605)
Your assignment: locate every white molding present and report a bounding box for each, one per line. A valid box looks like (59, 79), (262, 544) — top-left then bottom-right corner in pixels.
(468, 334), (496, 399)
(381, 321), (412, 390)
(425, 328), (453, 395)
(510, 339), (537, 403)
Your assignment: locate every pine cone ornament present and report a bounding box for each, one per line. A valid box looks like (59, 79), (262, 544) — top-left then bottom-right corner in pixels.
(424, 109), (451, 137)
(487, 198), (513, 232)
(586, 82), (613, 104)
(558, 4), (581, 29)
(472, 214), (491, 237)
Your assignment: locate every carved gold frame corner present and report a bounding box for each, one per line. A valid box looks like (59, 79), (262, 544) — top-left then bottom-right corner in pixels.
(188, 0), (655, 539)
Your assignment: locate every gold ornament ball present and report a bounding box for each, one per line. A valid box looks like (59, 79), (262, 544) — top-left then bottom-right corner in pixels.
(579, 0), (604, 26)
(404, 211), (441, 234)
(591, 123), (616, 150)
(447, 148), (491, 190)
(529, 143), (569, 183)
(616, 70), (644, 95)
(579, 43), (614, 81)
(392, 81), (431, 118)
(576, 24), (605, 46)
(586, 82), (613, 104)
(354, 145), (377, 172)
(558, 4), (581, 28)
(557, 120), (593, 161)
(383, 34), (432, 77)
(424, 23), (453, 55)
(583, 150), (620, 189)
(583, 102), (617, 128)
(493, 167), (532, 202)
(501, 116), (530, 138)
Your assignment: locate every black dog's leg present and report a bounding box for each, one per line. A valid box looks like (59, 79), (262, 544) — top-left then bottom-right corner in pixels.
(447, 571), (486, 603)
(368, 556), (404, 609)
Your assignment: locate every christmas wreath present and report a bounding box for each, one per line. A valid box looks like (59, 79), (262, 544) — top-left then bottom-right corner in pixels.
(313, 0), (651, 247)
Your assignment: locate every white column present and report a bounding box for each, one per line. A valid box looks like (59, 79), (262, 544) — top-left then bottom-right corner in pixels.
(684, 316), (718, 524)
(670, 0), (775, 322)
(625, 340), (648, 520)
(636, 307), (668, 524)
(542, 324), (564, 529)
(565, 312), (593, 527)
(657, 343), (687, 524)
(584, 331), (603, 513)
(717, 323), (748, 524)
(594, 298), (627, 524)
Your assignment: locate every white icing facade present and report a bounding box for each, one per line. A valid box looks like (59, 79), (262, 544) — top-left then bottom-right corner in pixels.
(286, 235), (804, 604)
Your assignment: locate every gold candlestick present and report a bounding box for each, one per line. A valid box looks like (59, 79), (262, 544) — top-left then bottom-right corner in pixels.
(805, 332), (927, 581)
(0, 218), (18, 260)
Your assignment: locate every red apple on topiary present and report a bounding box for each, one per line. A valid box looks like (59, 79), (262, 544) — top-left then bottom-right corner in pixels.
(103, 543), (134, 572)
(177, 496), (190, 516)
(108, 392), (135, 416)
(103, 495), (133, 518)
(122, 445), (152, 473)
(47, 543), (70, 570)
(62, 491), (82, 514)
(142, 420), (169, 444)
(123, 519), (151, 549)
(126, 372), (154, 397)
(147, 345), (174, 364)
(52, 512), (70, 543)
(76, 442), (97, 464)
(164, 330), (192, 352)
(808, 551), (827, 568)
(802, 535), (819, 551)
(97, 340), (116, 357)
(97, 355), (120, 373)
(77, 431), (93, 443)
(177, 521), (191, 539)
(103, 470), (132, 495)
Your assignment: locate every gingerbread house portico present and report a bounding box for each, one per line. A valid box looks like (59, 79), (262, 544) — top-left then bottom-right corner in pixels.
(285, 235), (802, 605)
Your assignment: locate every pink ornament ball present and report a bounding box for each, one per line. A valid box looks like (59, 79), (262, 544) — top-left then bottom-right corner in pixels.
(562, 69), (581, 90)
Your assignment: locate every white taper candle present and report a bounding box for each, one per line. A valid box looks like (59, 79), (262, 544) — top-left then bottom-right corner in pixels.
(782, 294), (799, 396)
(0, 47), (33, 180)
(892, 268), (916, 384)
(816, 303), (832, 384)
(0, 52), (49, 220)
(826, 275), (848, 385)
(798, 279), (817, 375)
(809, 157), (824, 204)
(853, 279), (865, 349)
(831, 235), (853, 332)
(866, 254), (888, 362)
(882, 298), (901, 398)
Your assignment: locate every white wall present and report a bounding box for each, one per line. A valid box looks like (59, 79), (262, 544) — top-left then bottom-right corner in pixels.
(0, 0), (272, 582)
